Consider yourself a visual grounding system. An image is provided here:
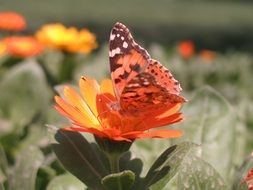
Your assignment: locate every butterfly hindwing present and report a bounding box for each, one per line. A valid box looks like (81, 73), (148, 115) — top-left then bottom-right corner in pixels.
(145, 59), (182, 95)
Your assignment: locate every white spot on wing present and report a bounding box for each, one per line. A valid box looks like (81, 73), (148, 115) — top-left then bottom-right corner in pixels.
(117, 34), (120, 37)
(110, 34), (115, 40)
(109, 47), (121, 57)
(123, 41), (128, 48)
(121, 36), (124, 40)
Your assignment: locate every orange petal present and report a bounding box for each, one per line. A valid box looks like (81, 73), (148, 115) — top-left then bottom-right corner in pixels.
(64, 126), (107, 138)
(156, 103), (182, 118)
(79, 77), (100, 117)
(63, 86), (100, 127)
(136, 129), (183, 139)
(145, 113), (184, 130)
(55, 96), (100, 129)
(100, 79), (115, 96)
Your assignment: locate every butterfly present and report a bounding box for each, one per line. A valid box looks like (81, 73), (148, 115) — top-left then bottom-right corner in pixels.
(108, 22), (185, 116)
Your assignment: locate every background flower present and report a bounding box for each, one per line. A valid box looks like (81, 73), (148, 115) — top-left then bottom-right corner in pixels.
(200, 50), (216, 61)
(0, 11), (26, 31)
(177, 40), (195, 59)
(0, 40), (7, 57)
(3, 36), (44, 58)
(36, 23), (97, 53)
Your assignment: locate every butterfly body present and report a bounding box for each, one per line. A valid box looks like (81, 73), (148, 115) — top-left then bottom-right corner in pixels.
(109, 22), (185, 117)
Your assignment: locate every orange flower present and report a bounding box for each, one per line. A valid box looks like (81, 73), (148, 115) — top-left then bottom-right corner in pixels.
(0, 12), (26, 31)
(3, 36), (44, 58)
(177, 40), (195, 59)
(200, 50), (216, 61)
(36, 23), (97, 53)
(55, 77), (184, 142)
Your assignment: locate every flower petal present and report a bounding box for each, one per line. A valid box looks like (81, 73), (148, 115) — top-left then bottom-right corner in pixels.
(64, 126), (107, 138)
(55, 96), (101, 129)
(136, 129), (183, 139)
(145, 113), (184, 130)
(156, 103), (182, 118)
(100, 79), (115, 96)
(79, 77), (100, 117)
(63, 86), (100, 127)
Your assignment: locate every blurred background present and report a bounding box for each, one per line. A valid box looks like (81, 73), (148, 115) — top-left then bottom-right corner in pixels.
(1, 0), (253, 51)
(1, 0), (253, 190)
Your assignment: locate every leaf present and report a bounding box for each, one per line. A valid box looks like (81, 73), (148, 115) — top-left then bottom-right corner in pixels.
(0, 181), (5, 190)
(178, 152), (227, 190)
(132, 138), (174, 177)
(0, 60), (52, 131)
(120, 152), (143, 179)
(172, 86), (238, 181)
(49, 127), (109, 190)
(0, 145), (7, 187)
(0, 145), (8, 177)
(143, 142), (196, 190)
(8, 146), (44, 190)
(46, 174), (86, 190)
(102, 170), (135, 190)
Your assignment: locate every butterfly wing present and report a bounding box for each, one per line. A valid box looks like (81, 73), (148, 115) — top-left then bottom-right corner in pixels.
(120, 71), (185, 114)
(145, 59), (182, 95)
(109, 22), (185, 115)
(109, 22), (150, 100)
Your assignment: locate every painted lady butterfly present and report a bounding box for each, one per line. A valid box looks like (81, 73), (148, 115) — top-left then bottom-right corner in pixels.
(109, 22), (185, 116)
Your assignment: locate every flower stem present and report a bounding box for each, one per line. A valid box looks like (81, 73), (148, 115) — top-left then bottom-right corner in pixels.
(108, 153), (120, 173)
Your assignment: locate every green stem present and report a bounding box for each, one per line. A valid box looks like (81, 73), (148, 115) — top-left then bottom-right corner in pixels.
(108, 153), (120, 173)
(58, 52), (75, 82)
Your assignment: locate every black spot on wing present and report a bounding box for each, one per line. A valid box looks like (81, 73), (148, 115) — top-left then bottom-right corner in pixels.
(119, 71), (130, 79)
(130, 64), (141, 72)
(110, 62), (122, 72)
(114, 78), (121, 84)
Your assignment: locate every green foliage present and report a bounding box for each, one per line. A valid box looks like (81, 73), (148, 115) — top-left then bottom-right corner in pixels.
(143, 142), (195, 190)
(46, 174), (86, 190)
(8, 146), (44, 190)
(172, 86), (240, 181)
(50, 127), (109, 189)
(177, 152), (227, 190)
(102, 170), (135, 190)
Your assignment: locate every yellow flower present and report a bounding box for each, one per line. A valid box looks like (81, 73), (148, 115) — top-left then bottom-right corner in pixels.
(36, 23), (97, 53)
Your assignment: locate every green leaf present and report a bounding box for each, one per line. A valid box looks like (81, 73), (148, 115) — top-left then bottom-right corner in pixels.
(132, 139), (174, 177)
(46, 174), (86, 190)
(49, 127), (109, 190)
(178, 152), (227, 190)
(8, 146), (44, 190)
(0, 181), (5, 190)
(102, 170), (135, 190)
(0, 145), (7, 187)
(143, 142), (196, 190)
(0, 145), (8, 177)
(120, 152), (143, 179)
(172, 86), (238, 181)
(0, 60), (52, 131)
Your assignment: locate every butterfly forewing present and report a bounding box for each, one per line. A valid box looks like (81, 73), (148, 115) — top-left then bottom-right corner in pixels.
(109, 22), (150, 99)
